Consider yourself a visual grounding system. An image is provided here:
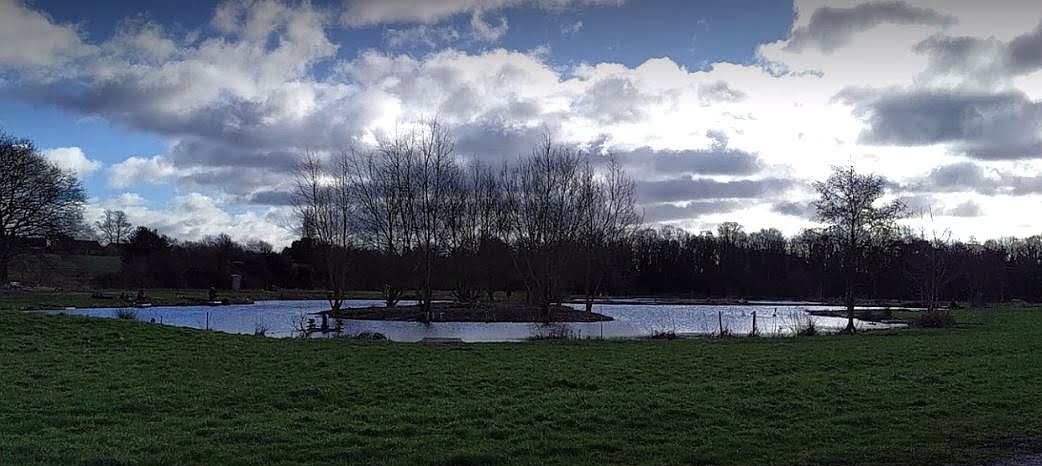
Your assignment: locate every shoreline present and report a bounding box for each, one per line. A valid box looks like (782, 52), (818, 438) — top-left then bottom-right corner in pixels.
(327, 302), (614, 323)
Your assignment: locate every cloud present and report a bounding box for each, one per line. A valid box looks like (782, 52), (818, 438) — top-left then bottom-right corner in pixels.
(7, 0), (1042, 243)
(89, 192), (296, 247)
(1007, 21), (1042, 74)
(108, 156), (178, 188)
(785, 1), (954, 54)
(341, 0), (623, 26)
(0, 0), (94, 68)
(561, 20), (583, 35)
(944, 200), (984, 217)
(41, 147), (102, 178)
(636, 177), (794, 203)
(469, 11), (509, 42)
(772, 200), (816, 219)
(837, 88), (1042, 160)
(615, 131), (763, 176)
(901, 161), (1042, 197)
(384, 24), (462, 48)
(642, 200), (745, 222)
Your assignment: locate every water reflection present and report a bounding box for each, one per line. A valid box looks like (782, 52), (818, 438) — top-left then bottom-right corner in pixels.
(54, 300), (903, 341)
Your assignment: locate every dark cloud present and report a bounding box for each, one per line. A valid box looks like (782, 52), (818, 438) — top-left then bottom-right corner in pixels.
(786, 1), (954, 53)
(772, 200), (816, 219)
(914, 21), (1042, 84)
(923, 162), (994, 193)
(1007, 21), (1042, 74)
(642, 200), (745, 222)
(837, 89), (1042, 160)
(895, 193), (939, 214)
(168, 139), (300, 170)
(900, 161), (1042, 197)
(637, 176), (793, 203)
(698, 81), (746, 106)
(619, 147), (762, 176)
(613, 129), (763, 176)
(914, 34), (1007, 87)
(247, 190), (295, 206)
(573, 76), (652, 123)
(177, 167), (291, 197)
(945, 200), (984, 217)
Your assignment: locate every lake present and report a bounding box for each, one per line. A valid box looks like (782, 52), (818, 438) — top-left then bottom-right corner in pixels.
(51, 299), (904, 341)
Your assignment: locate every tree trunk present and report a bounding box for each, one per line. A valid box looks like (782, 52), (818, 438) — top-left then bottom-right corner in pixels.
(0, 253), (9, 285)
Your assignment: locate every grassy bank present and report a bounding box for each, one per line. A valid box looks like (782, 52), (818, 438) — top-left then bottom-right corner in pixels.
(2, 309), (1041, 466)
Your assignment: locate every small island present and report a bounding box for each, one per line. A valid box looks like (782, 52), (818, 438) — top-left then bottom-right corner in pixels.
(326, 302), (613, 323)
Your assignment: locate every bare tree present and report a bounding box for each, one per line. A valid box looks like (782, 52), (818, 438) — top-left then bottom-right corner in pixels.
(349, 120), (460, 319)
(0, 132), (86, 283)
(906, 209), (961, 313)
(293, 151), (355, 311)
(577, 153), (640, 312)
(96, 209), (133, 246)
(502, 135), (588, 318)
(406, 120), (460, 319)
(813, 166), (905, 333)
(349, 143), (410, 307)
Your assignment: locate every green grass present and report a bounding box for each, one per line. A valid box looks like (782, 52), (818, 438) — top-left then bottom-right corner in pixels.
(2, 309), (1041, 466)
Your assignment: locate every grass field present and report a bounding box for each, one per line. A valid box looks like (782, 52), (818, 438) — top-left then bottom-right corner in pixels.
(2, 308), (1041, 466)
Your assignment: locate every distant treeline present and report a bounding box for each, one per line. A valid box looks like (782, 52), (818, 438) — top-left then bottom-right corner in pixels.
(97, 223), (1042, 305)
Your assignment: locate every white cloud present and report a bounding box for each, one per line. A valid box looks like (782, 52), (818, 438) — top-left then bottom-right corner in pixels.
(88, 192), (297, 247)
(107, 156), (178, 188)
(41, 147), (102, 178)
(0, 0), (94, 68)
(562, 20), (583, 35)
(341, 0), (624, 26)
(4, 0), (1042, 242)
(469, 11), (509, 42)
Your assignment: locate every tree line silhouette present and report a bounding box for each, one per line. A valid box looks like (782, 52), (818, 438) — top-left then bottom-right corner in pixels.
(2, 127), (1040, 311)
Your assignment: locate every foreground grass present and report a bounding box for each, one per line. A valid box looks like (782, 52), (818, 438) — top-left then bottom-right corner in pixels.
(2, 309), (1041, 466)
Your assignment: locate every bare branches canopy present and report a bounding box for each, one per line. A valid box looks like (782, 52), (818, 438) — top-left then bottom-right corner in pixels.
(292, 123), (641, 317)
(0, 131), (86, 282)
(813, 165), (905, 331)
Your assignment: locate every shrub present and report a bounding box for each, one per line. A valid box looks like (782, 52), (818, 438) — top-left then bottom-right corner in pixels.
(650, 329), (678, 340)
(788, 312), (819, 337)
(113, 308), (137, 320)
(253, 321), (270, 336)
(916, 310), (957, 328)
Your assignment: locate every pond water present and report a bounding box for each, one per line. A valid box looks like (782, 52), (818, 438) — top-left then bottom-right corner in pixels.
(51, 300), (904, 341)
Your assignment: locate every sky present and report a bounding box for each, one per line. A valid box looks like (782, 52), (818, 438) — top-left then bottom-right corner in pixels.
(2, 0), (1042, 247)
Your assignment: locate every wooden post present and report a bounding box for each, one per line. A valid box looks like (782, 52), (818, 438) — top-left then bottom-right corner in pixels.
(751, 311), (758, 336)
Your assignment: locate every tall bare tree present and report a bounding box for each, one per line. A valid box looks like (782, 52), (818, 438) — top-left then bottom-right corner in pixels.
(349, 120), (460, 319)
(405, 120), (460, 319)
(813, 166), (905, 332)
(577, 153), (640, 312)
(96, 209), (133, 246)
(0, 131), (86, 282)
(349, 143), (410, 307)
(502, 135), (588, 318)
(293, 151), (354, 311)
(906, 209), (961, 314)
